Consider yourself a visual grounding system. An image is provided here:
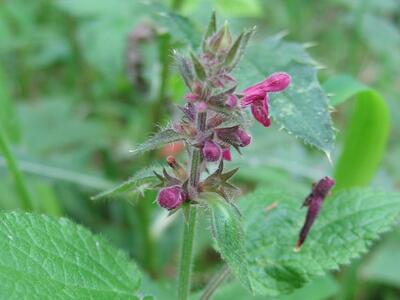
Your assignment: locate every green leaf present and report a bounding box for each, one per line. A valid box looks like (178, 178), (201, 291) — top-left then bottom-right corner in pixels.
(205, 275), (338, 300)
(238, 188), (400, 296)
(323, 75), (390, 190)
(129, 128), (183, 157)
(92, 167), (161, 201)
(225, 28), (255, 71)
(235, 36), (334, 155)
(207, 197), (252, 292)
(0, 212), (142, 299)
(190, 52), (206, 81)
(361, 230), (400, 288)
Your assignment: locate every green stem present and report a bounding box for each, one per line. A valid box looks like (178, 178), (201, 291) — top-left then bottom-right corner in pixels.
(178, 110), (207, 300)
(199, 265), (231, 300)
(0, 124), (34, 211)
(178, 204), (197, 300)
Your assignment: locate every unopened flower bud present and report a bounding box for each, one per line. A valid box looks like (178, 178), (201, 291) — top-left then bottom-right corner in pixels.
(202, 140), (222, 162)
(225, 94), (238, 108)
(157, 185), (187, 210)
(237, 129), (251, 147)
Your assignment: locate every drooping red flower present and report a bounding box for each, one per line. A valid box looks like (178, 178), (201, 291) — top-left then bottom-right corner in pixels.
(241, 72), (291, 127)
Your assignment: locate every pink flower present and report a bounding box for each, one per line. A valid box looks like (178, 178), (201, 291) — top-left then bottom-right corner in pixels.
(241, 72), (291, 127)
(157, 185), (187, 210)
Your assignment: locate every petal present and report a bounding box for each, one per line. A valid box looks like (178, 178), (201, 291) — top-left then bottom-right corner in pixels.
(251, 96), (271, 127)
(262, 72), (291, 92)
(240, 93), (264, 107)
(222, 148), (232, 161)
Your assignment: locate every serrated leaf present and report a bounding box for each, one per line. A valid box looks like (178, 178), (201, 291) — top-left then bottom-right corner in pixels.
(235, 36), (334, 154)
(323, 75), (390, 190)
(238, 188), (400, 295)
(0, 212), (142, 299)
(92, 167), (161, 201)
(130, 129), (183, 156)
(207, 197), (252, 292)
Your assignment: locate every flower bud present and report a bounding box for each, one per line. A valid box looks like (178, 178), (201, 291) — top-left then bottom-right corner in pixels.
(157, 185), (186, 210)
(202, 140), (222, 162)
(237, 129), (251, 147)
(225, 94), (238, 108)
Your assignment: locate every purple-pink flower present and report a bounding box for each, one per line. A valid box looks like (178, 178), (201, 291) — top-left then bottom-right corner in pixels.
(241, 72), (291, 127)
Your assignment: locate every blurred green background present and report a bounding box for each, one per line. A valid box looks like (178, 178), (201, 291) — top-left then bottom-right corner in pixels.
(0, 0), (399, 299)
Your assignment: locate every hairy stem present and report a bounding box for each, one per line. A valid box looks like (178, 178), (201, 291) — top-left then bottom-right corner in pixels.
(178, 205), (198, 300)
(199, 265), (231, 300)
(0, 124), (34, 211)
(178, 111), (207, 300)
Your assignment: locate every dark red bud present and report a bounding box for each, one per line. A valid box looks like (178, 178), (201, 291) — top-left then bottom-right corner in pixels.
(202, 140), (222, 162)
(157, 185), (186, 210)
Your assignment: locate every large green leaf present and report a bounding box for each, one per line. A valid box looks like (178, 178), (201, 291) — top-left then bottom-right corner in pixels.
(323, 75), (390, 190)
(208, 197), (252, 292)
(0, 212), (142, 299)
(361, 230), (400, 288)
(235, 36), (334, 155)
(236, 188), (400, 295)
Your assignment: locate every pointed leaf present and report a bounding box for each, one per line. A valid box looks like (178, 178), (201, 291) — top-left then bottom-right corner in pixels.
(0, 212), (142, 299)
(225, 28), (255, 71)
(174, 51), (195, 89)
(202, 12), (217, 51)
(130, 129), (184, 156)
(91, 167), (161, 201)
(190, 52), (206, 81)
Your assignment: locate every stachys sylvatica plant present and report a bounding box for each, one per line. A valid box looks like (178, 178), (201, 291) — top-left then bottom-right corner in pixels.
(90, 14), (399, 300)
(0, 12), (399, 300)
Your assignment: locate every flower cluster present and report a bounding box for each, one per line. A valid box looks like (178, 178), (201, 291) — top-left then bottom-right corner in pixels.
(156, 15), (291, 211)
